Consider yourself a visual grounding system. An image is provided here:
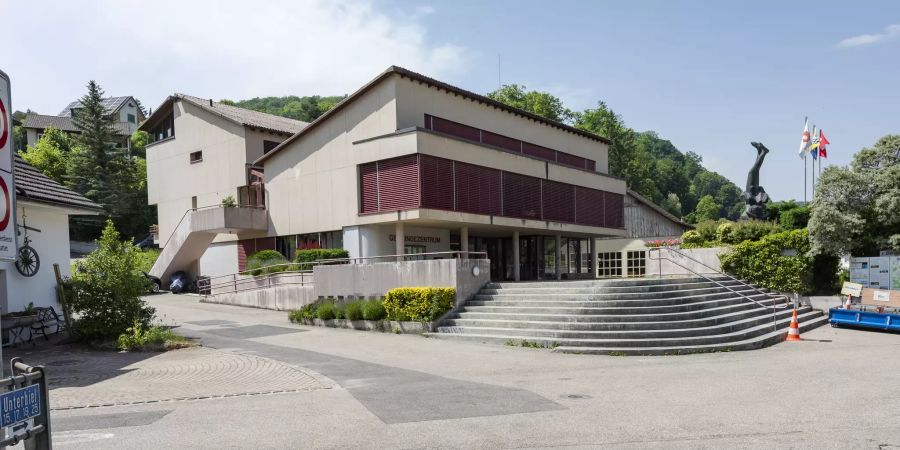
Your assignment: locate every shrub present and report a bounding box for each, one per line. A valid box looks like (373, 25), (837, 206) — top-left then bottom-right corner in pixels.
(134, 248), (161, 274)
(315, 302), (336, 320)
(333, 302), (346, 320)
(779, 206), (810, 230)
(715, 222), (735, 244)
(362, 300), (386, 321)
(680, 230), (705, 249)
(221, 195), (236, 207)
(729, 220), (782, 244)
(383, 287), (455, 322)
(246, 250), (288, 276)
(117, 321), (190, 351)
(66, 220), (155, 341)
(345, 301), (364, 321)
(719, 229), (813, 294)
(294, 248), (349, 270)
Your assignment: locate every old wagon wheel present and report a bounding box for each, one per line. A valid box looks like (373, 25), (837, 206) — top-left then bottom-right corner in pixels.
(15, 245), (40, 277)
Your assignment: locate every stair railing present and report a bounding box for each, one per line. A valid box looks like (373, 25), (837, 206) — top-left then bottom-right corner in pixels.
(647, 246), (789, 332)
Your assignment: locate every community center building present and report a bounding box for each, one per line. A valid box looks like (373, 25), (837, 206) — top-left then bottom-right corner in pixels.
(143, 67), (688, 283)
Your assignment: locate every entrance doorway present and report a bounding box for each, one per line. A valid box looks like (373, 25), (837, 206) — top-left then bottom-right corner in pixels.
(464, 235), (595, 282)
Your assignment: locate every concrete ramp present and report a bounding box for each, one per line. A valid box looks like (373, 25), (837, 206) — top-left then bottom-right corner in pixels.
(150, 206), (268, 285)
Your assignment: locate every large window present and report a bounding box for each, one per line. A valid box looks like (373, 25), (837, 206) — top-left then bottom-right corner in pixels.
(598, 252), (622, 278)
(148, 112), (174, 143)
(626, 251), (647, 278)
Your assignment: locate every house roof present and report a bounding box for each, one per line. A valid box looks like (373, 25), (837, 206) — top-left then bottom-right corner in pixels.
(140, 94), (308, 136)
(255, 65), (613, 165)
(21, 113), (133, 136)
(626, 189), (693, 229)
(59, 96), (134, 117)
(13, 154), (103, 212)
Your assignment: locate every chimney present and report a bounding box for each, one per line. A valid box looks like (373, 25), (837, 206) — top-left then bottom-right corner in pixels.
(209, 99), (213, 107)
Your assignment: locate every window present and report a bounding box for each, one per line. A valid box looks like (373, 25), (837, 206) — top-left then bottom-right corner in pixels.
(404, 245), (426, 261)
(127, 113), (136, 124)
(148, 112), (174, 143)
(626, 251), (646, 278)
(190, 151), (203, 163)
(598, 252), (622, 278)
(263, 140), (280, 154)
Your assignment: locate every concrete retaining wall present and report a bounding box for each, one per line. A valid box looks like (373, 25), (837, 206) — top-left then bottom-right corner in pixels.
(202, 284), (316, 311)
(647, 247), (725, 277)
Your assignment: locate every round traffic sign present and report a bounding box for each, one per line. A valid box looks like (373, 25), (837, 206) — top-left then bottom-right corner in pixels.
(0, 98), (8, 150)
(0, 176), (9, 232)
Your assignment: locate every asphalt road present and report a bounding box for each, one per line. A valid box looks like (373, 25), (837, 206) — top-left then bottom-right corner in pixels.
(42, 294), (900, 449)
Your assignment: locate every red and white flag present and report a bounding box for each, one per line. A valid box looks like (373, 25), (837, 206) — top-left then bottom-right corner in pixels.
(798, 118), (810, 159)
(818, 130), (829, 158)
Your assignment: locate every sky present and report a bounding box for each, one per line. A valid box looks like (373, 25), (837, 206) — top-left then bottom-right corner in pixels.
(3, 0), (898, 202)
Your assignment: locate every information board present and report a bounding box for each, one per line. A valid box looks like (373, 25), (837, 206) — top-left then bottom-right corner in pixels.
(0, 70), (16, 262)
(892, 256), (900, 290)
(868, 257), (891, 289)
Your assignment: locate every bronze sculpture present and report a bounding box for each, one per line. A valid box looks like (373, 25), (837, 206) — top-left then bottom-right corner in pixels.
(743, 142), (770, 220)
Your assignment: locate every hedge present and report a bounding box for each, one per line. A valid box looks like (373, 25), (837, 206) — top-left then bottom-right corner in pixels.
(681, 219), (782, 248)
(294, 248), (349, 270)
(719, 229), (812, 294)
(246, 250), (289, 276)
(383, 287), (455, 322)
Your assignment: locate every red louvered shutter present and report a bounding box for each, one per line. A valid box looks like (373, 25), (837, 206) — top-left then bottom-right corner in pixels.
(377, 155), (420, 211)
(419, 155), (454, 210)
(556, 152), (585, 169)
(604, 192), (625, 228)
(481, 130), (522, 154)
(430, 116), (481, 142)
(502, 172), (542, 220)
(454, 162), (501, 215)
(522, 142), (557, 161)
(542, 180), (576, 223)
(575, 187), (605, 227)
(585, 160), (596, 171)
(359, 162), (379, 213)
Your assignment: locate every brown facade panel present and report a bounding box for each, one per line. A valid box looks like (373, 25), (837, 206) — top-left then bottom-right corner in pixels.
(376, 154), (420, 211)
(419, 155), (455, 210)
(575, 186), (605, 227)
(454, 161), (502, 216)
(502, 172), (542, 220)
(542, 180), (575, 223)
(359, 162), (379, 213)
(604, 192), (625, 228)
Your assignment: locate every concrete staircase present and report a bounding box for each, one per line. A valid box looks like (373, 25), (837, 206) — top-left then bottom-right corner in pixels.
(427, 277), (828, 355)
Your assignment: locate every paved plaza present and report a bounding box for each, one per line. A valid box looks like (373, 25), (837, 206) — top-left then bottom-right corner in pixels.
(14, 293), (900, 449)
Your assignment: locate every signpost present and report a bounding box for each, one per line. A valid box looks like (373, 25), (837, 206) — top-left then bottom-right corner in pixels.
(0, 70), (16, 263)
(0, 359), (51, 449)
(0, 383), (40, 428)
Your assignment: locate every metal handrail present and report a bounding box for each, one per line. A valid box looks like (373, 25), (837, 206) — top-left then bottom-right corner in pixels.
(198, 250), (488, 295)
(199, 270), (313, 295)
(159, 204), (265, 251)
(648, 247), (789, 332)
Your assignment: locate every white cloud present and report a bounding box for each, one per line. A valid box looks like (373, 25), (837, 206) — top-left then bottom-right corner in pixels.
(5, 0), (472, 113)
(837, 24), (900, 48)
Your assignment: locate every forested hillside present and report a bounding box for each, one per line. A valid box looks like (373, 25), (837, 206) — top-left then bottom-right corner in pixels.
(229, 86), (744, 222)
(220, 95), (345, 123)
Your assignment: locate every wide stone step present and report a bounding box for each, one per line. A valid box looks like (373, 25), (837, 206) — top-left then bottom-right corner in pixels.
(455, 297), (786, 323)
(445, 304), (784, 331)
(471, 289), (777, 307)
(478, 280), (747, 296)
(462, 293), (778, 316)
(485, 276), (723, 289)
(476, 284), (758, 300)
(438, 307), (806, 340)
(552, 314), (830, 355)
(427, 310), (825, 351)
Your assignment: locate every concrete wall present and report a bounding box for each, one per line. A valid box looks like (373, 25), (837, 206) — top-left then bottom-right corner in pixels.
(393, 75), (610, 174)
(342, 224), (449, 259)
(203, 284), (316, 311)
(0, 202), (76, 314)
(313, 258), (490, 305)
(263, 77), (398, 237)
(199, 242), (239, 278)
(146, 100), (250, 245)
(244, 128), (290, 166)
(645, 247), (725, 277)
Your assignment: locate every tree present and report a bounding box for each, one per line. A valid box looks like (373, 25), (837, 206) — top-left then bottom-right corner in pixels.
(130, 130), (150, 158)
(661, 193), (682, 217)
(809, 134), (900, 255)
(694, 195), (722, 222)
(222, 95), (344, 122)
(12, 110), (28, 151)
(18, 127), (72, 183)
(487, 84), (575, 124)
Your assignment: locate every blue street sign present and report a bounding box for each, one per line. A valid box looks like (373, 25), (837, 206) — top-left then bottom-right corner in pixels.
(0, 384), (41, 428)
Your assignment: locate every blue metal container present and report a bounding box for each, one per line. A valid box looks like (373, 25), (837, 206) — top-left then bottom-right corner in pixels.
(829, 307), (900, 331)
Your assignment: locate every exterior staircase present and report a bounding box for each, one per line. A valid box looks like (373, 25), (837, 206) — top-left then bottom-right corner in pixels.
(427, 277), (828, 355)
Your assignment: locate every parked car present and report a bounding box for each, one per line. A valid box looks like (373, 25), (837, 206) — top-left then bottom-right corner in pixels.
(169, 271), (195, 294)
(133, 234), (157, 250)
(144, 272), (162, 293)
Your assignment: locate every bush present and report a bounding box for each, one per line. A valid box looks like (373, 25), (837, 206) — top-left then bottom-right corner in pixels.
(345, 301), (364, 321)
(315, 302), (336, 320)
(680, 230), (705, 249)
(719, 229), (813, 294)
(332, 302), (346, 320)
(779, 206), (810, 230)
(729, 220), (782, 244)
(117, 321), (190, 351)
(383, 287), (455, 322)
(66, 220), (155, 341)
(716, 222), (734, 244)
(134, 248), (161, 274)
(294, 248), (349, 270)
(362, 300), (387, 321)
(246, 250), (289, 276)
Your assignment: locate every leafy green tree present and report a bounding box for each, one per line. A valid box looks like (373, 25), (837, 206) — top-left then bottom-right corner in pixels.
(487, 84), (575, 124)
(18, 127), (73, 183)
(66, 220), (155, 340)
(129, 130), (150, 158)
(809, 134), (900, 255)
(660, 193), (682, 217)
(12, 110), (28, 151)
(222, 95), (344, 122)
(693, 195), (722, 222)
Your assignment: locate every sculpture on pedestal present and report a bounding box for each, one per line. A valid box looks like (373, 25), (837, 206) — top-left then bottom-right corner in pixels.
(742, 142), (771, 220)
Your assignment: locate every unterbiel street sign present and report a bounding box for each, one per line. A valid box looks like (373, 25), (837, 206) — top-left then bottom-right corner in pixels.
(0, 383), (41, 428)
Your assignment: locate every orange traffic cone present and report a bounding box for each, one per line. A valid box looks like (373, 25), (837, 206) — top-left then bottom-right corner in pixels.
(785, 308), (801, 341)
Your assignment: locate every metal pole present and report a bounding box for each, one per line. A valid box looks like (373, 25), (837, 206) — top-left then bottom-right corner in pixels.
(803, 156), (807, 203)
